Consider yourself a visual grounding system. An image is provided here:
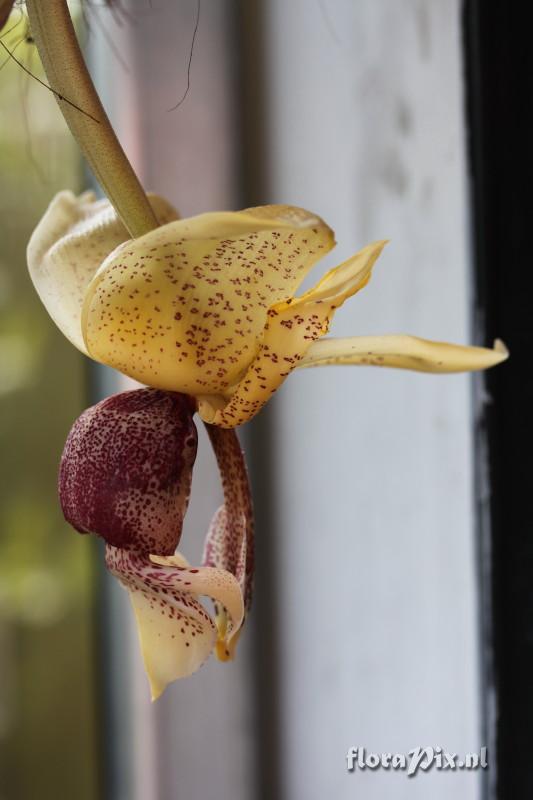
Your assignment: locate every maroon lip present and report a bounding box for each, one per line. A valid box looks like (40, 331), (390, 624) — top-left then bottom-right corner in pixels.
(59, 388), (198, 555)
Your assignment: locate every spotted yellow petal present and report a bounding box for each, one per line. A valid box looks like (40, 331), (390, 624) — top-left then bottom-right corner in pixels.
(82, 206), (334, 394)
(199, 240), (387, 427)
(297, 335), (509, 372)
(27, 190), (179, 354)
(106, 546), (244, 700)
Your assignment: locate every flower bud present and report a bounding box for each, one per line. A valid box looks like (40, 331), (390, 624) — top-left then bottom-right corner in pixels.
(59, 389), (197, 555)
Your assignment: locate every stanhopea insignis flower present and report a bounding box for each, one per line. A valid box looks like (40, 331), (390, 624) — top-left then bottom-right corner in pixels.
(28, 190), (507, 430)
(16, 0), (508, 703)
(29, 190), (506, 698)
(59, 387), (253, 699)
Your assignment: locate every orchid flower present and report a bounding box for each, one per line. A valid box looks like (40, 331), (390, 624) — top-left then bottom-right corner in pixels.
(28, 190), (507, 430)
(28, 190), (506, 697)
(18, 0), (507, 699)
(28, 191), (505, 698)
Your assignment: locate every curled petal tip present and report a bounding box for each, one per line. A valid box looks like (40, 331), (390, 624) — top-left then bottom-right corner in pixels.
(216, 650), (232, 663)
(493, 338), (509, 360)
(215, 615), (243, 662)
(150, 683), (164, 703)
(213, 600), (244, 662)
(215, 630), (242, 662)
(470, 337), (509, 370)
(215, 640), (232, 662)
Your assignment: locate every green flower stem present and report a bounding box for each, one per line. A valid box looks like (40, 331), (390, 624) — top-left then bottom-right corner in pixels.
(25, 0), (158, 238)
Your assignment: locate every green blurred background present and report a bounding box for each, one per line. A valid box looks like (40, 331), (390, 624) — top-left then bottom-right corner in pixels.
(0, 13), (99, 800)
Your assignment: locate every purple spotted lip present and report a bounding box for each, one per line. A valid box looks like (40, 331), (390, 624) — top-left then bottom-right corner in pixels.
(59, 388), (198, 555)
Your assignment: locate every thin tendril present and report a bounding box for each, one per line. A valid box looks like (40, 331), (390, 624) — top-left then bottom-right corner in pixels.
(20, 43), (48, 184)
(0, 31), (23, 69)
(0, 38), (101, 123)
(167, 0), (200, 112)
(0, 7), (23, 39)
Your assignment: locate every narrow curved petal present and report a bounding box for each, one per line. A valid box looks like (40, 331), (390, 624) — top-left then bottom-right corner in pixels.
(150, 553), (245, 644)
(82, 206), (334, 394)
(27, 190), (179, 353)
(106, 546), (244, 700)
(203, 426), (254, 660)
(199, 240), (387, 427)
(296, 335), (509, 373)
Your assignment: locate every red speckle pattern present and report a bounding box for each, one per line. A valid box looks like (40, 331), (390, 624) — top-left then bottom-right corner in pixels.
(83, 206), (334, 396)
(59, 388), (197, 554)
(106, 545), (213, 641)
(203, 425), (254, 611)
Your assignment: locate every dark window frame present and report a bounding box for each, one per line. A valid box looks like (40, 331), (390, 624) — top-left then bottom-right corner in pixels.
(464, 4), (533, 797)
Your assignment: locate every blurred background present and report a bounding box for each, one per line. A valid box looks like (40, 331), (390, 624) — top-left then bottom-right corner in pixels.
(0, 7), (98, 799)
(0, 1), (518, 799)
